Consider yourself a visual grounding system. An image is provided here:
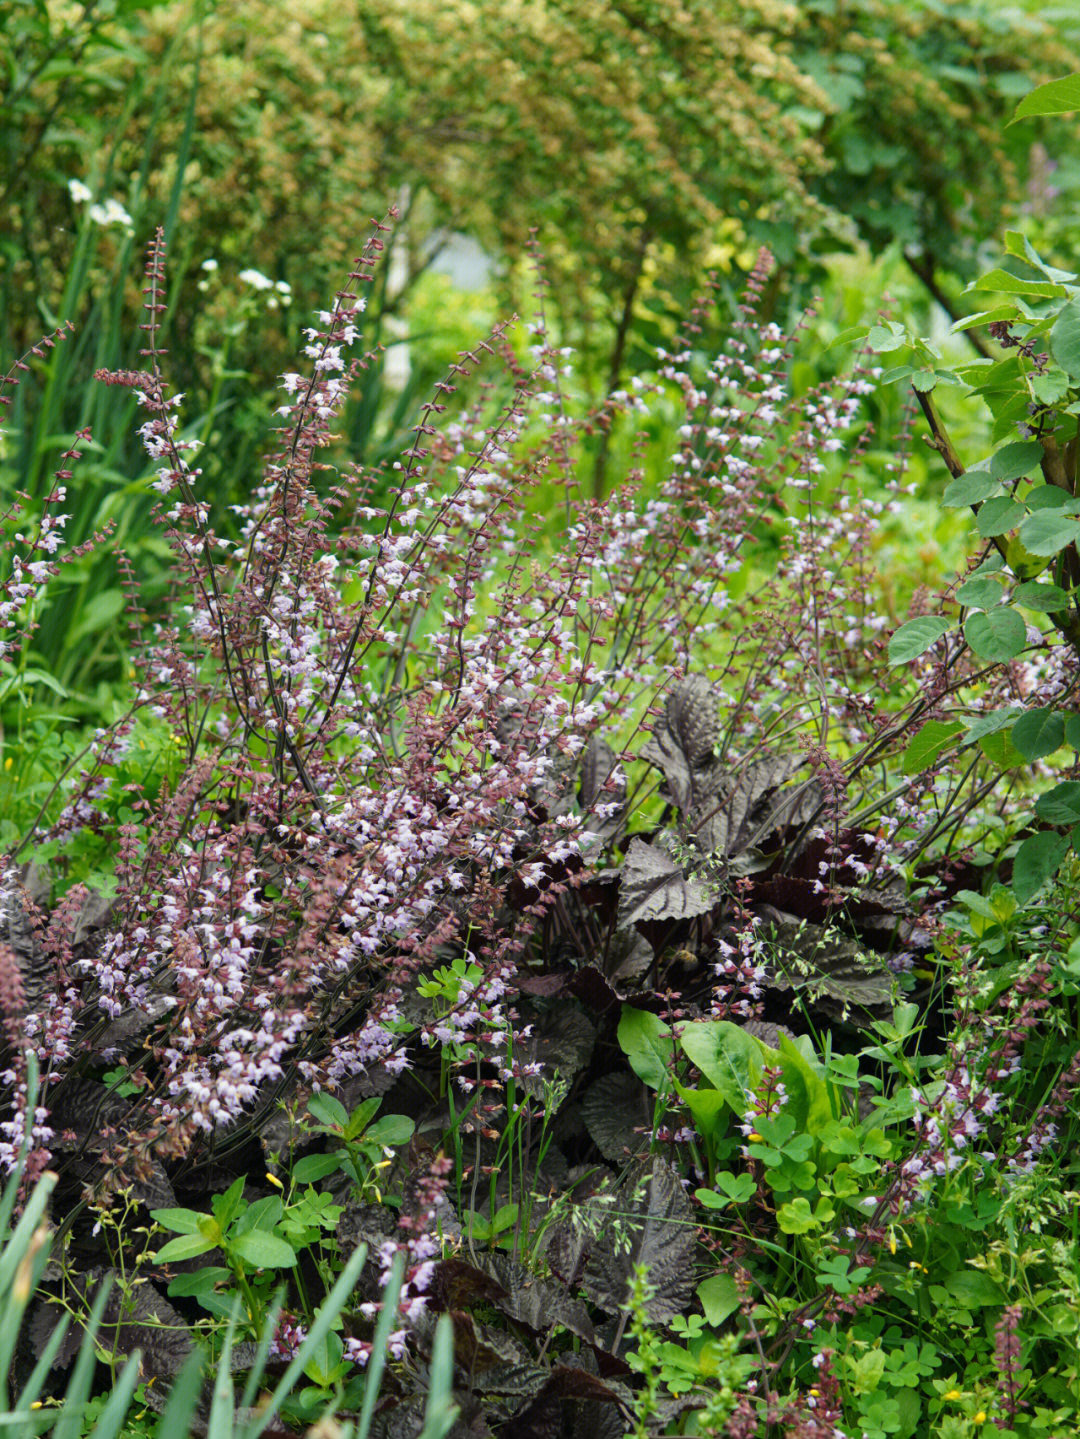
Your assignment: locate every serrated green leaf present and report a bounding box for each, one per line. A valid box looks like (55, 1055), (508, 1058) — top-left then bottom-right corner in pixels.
(888, 616), (952, 665)
(978, 729), (1027, 769)
(1013, 580), (1071, 612)
(910, 370), (937, 393)
(1031, 369), (1071, 406)
(1035, 782), (1080, 824)
(901, 721), (963, 775)
(961, 706), (1025, 744)
(955, 575), (1004, 609)
(1011, 708), (1065, 760)
(990, 440), (1046, 482)
(1018, 511), (1080, 557)
(976, 497), (1025, 537)
(963, 607), (1027, 661)
(1065, 714), (1080, 749)
(943, 468), (999, 508)
(1012, 831), (1070, 906)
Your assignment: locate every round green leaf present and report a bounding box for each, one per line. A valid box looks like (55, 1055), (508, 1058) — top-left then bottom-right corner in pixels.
(976, 497), (1025, 537)
(1035, 782), (1080, 824)
(963, 607), (1027, 662)
(1011, 831), (1070, 907)
(1017, 510), (1080, 558)
(229, 1230), (298, 1269)
(990, 440), (1046, 481)
(943, 468), (998, 508)
(1011, 707), (1065, 760)
(955, 575), (1004, 609)
(888, 616), (953, 666)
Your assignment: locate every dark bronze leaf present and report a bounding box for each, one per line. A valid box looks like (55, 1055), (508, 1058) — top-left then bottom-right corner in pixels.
(582, 1158), (696, 1321)
(617, 837), (716, 929)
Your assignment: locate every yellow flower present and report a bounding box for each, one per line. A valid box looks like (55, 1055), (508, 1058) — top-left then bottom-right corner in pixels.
(265, 1172), (284, 1189)
(943, 1390), (962, 1401)
(973, 1414), (986, 1426)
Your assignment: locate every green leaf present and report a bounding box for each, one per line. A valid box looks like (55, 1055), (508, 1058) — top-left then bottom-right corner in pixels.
(943, 467), (999, 508)
(617, 1007), (673, 1091)
(366, 1114), (416, 1146)
(976, 497), (1025, 537)
(1011, 707), (1065, 760)
(943, 1271), (1004, 1307)
(307, 1092), (350, 1130)
(292, 1153), (345, 1185)
(888, 616), (953, 666)
(1017, 510), (1080, 557)
(1012, 73), (1080, 122)
(697, 1273), (740, 1326)
(776, 1197), (817, 1234)
(235, 1195), (284, 1235)
(972, 269), (1069, 299)
(154, 1232), (218, 1264)
(1027, 484), (1078, 511)
(1066, 714), (1080, 749)
(679, 1021), (764, 1113)
(990, 440), (1046, 482)
(954, 575), (1004, 609)
(963, 607), (1027, 662)
(978, 729), (1027, 770)
(150, 1207), (210, 1236)
(714, 1171), (757, 1204)
(166, 1266), (232, 1297)
(901, 721), (962, 775)
(1012, 831), (1070, 906)
(229, 1229), (298, 1269)
(1012, 580), (1071, 612)
(961, 706), (1025, 744)
(1035, 782), (1080, 824)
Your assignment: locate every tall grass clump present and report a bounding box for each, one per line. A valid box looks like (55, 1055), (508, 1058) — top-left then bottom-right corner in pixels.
(0, 220), (1037, 1431)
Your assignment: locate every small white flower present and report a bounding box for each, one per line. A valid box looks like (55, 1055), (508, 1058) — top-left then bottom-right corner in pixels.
(201, 257), (219, 272)
(239, 268), (274, 291)
(68, 179), (93, 204)
(88, 198), (133, 228)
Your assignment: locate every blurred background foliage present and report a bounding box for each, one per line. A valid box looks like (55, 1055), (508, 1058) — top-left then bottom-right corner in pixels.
(1, 0), (1079, 713)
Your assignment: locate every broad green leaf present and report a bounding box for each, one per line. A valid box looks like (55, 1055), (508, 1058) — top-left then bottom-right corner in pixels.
(617, 1006), (673, 1091)
(1031, 369), (1071, 406)
(961, 706), (1024, 744)
(166, 1267), (232, 1297)
(1012, 831), (1070, 906)
(366, 1114), (416, 1146)
(972, 269), (1069, 299)
(943, 468), (998, 508)
(888, 616), (952, 666)
(235, 1195), (283, 1234)
(697, 1273), (740, 1325)
(1027, 485), (1080, 511)
(307, 1092), (350, 1129)
(229, 1229), (298, 1269)
(150, 1207), (209, 1236)
(1035, 782), (1080, 824)
(154, 1232), (217, 1264)
(679, 1021), (764, 1113)
(954, 575), (1004, 609)
(1012, 580), (1071, 611)
(901, 720), (963, 775)
(1017, 510), (1080, 557)
(1012, 73), (1080, 122)
(1011, 707), (1065, 760)
(990, 440), (1045, 482)
(976, 497), (1025, 537)
(963, 607), (1027, 662)
(978, 729), (1027, 769)
(292, 1152), (345, 1184)
(1065, 714), (1080, 749)
(910, 370), (937, 393)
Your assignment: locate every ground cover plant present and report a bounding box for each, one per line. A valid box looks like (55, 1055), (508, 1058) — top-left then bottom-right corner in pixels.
(4, 161), (1080, 1436)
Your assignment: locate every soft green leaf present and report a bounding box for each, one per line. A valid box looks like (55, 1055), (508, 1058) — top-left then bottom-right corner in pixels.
(954, 575), (1004, 609)
(1012, 580), (1071, 611)
(1012, 72), (1080, 122)
(1017, 510), (1080, 557)
(307, 1092), (349, 1130)
(697, 1273), (740, 1325)
(972, 269), (1069, 299)
(942, 468), (999, 508)
(1035, 782), (1080, 824)
(961, 706), (1025, 744)
(154, 1232), (217, 1263)
(901, 721), (963, 775)
(1065, 714), (1080, 749)
(1011, 707), (1065, 760)
(292, 1153), (345, 1185)
(888, 616), (952, 666)
(1012, 831), (1070, 906)
(150, 1207), (209, 1236)
(679, 1021), (764, 1112)
(978, 729), (1027, 769)
(963, 607), (1027, 662)
(976, 497), (1025, 537)
(988, 440), (1045, 483)
(366, 1114), (416, 1146)
(229, 1229), (298, 1269)
(617, 1007), (674, 1091)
